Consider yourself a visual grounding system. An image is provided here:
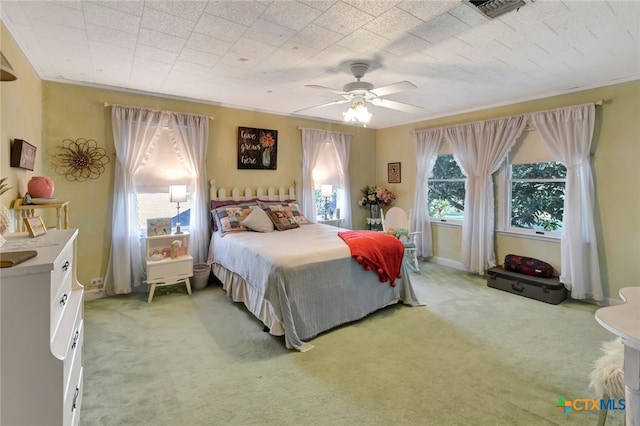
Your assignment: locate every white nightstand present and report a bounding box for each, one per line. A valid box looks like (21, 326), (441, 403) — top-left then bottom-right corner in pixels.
(145, 232), (193, 303)
(317, 218), (345, 228)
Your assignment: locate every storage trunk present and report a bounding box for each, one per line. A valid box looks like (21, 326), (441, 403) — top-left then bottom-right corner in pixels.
(487, 266), (567, 305)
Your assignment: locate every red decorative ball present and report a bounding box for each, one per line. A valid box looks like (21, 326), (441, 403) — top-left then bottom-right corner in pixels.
(365, 265), (371, 271)
(391, 282), (397, 288)
(377, 268), (383, 275)
(356, 256), (363, 264)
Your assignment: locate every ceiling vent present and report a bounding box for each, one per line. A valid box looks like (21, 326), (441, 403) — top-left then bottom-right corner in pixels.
(465, 0), (526, 18)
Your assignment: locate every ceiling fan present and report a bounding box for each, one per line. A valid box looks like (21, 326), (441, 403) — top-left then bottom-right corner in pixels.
(296, 62), (423, 116)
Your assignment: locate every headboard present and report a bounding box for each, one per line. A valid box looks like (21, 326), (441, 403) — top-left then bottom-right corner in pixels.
(209, 179), (300, 203)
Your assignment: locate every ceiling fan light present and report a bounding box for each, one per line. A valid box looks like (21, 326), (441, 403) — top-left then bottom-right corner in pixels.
(343, 101), (371, 124)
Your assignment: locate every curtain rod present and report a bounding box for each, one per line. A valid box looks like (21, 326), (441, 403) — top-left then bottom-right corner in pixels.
(297, 126), (353, 136)
(410, 99), (608, 135)
(103, 102), (214, 120)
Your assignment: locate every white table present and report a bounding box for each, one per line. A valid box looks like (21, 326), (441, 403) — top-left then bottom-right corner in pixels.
(317, 218), (344, 228)
(595, 287), (640, 425)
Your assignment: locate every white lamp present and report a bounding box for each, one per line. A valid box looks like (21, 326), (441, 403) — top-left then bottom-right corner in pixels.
(321, 184), (333, 220)
(169, 184), (187, 234)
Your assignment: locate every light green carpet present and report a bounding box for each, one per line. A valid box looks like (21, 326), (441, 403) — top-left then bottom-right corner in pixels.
(81, 263), (623, 425)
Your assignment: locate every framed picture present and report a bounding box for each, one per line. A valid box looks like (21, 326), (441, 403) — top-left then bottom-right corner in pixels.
(10, 139), (37, 171)
(388, 162), (401, 183)
(24, 216), (47, 237)
(147, 218), (172, 236)
(237, 127), (278, 170)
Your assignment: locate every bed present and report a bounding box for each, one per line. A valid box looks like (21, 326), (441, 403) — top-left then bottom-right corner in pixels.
(207, 180), (423, 351)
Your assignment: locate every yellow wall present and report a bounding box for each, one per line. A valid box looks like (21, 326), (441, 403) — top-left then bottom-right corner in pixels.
(40, 82), (376, 284)
(376, 80), (640, 301)
(0, 22), (43, 213)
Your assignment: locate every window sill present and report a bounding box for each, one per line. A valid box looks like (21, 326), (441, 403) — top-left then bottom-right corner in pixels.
(430, 219), (462, 228)
(497, 229), (560, 242)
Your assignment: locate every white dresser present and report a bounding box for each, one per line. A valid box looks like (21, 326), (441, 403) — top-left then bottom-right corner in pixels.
(0, 229), (84, 426)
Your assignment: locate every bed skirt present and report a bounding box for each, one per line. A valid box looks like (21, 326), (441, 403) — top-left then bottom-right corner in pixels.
(212, 262), (423, 352)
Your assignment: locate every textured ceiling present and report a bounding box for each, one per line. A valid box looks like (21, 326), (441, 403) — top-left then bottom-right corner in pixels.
(2, 0), (639, 129)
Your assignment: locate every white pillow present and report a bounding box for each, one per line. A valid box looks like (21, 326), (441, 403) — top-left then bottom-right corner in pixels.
(242, 206), (274, 233)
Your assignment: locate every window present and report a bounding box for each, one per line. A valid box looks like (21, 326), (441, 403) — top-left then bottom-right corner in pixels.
(312, 142), (345, 221)
(136, 193), (192, 230)
(508, 161), (566, 235)
(134, 128), (194, 233)
(503, 128), (565, 237)
(428, 154), (465, 223)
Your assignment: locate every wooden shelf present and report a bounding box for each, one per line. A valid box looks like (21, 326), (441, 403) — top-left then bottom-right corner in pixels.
(12, 198), (69, 232)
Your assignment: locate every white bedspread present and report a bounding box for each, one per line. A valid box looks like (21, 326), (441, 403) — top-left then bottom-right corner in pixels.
(208, 223), (422, 351)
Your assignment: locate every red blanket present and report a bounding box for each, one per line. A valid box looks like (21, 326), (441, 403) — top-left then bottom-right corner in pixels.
(338, 230), (404, 287)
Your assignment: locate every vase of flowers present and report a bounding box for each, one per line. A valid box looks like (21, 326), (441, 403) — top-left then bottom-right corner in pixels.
(370, 204), (379, 219)
(358, 185), (396, 217)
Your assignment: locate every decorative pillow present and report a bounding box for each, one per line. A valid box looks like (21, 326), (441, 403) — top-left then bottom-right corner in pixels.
(214, 202), (257, 235)
(266, 210), (300, 231)
(258, 201), (310, 225)
(242, 206), (274, 233)
(210, 199), (258, 232)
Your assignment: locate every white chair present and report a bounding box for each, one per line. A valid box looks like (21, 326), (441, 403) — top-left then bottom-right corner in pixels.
(381, 207), (420, 272)
(589, 338), (624, 426)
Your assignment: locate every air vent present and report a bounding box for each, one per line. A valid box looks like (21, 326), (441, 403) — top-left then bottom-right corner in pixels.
(466, 0), (526, 18)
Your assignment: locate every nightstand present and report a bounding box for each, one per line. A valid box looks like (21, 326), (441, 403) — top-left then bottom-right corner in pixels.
(145, 232), (193, 303)
(317, 218), (345, 228)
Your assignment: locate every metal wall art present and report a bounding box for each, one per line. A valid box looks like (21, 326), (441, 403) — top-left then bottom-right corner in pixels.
(52, 138), (110, 181)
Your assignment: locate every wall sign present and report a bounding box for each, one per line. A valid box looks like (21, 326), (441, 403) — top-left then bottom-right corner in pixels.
(237, 127), (277, 170)
(10, 139), (36, 171)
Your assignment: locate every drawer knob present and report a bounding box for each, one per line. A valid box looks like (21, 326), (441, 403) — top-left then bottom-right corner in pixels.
(71, 329), (80, 349)
(62, 260), (70, 271)
(72, 387), (79, 410)
(59, 293), (68, 306)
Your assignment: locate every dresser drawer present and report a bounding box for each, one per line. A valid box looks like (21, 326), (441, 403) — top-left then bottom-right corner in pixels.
(51, 238), (74, 294)
(51, 272), (72, 337)
(64, 317), (83, 388)
(64, 366), (83, 426)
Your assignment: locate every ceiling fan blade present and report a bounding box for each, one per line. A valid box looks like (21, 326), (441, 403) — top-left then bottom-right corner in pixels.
(369, 81), (416, 97)
(371, 98), (423, 114)
(304, 84), (348, 96)
(294, 99), (351, 113)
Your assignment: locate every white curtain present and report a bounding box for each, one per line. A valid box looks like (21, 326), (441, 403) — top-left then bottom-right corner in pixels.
(330, 132), (353, 229)
(444, 116), (526, 275)
(168, 113), (209, 264)
(301, 129), (352, 227)
(529, 103), (603, 301)
(105, 106), (164, 294)
(412, 128), (443, 258)
(301, 129), (326, 220)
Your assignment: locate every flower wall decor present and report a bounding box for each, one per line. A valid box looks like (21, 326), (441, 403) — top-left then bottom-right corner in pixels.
(358, 185), (397, 209)
(52, 138), (110, 182)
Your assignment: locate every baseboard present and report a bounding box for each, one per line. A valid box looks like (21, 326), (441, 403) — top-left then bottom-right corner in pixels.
(427, 257), (466, 271)
(426, 258), (622, 307)
(85, 288), (106, 301)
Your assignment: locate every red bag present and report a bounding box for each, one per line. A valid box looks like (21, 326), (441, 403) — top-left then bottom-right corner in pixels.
(503, 254), (554, 278)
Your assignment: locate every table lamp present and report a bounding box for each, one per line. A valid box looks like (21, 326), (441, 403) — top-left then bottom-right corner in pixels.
(321, 184), (333, 220)
(169, 184), (187, 234)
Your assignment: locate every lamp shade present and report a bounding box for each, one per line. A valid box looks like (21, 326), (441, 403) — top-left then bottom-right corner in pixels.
(320, 184), (333, 197)
(169, 184), (187, 203)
